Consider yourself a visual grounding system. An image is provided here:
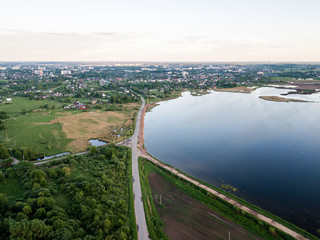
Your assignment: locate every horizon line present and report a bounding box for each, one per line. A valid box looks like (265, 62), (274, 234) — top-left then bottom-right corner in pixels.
(1, 60), (320, 64)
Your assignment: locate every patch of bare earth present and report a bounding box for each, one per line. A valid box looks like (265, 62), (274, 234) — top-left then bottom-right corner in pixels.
(36, 110), (133, 152)
(148, 172), (263, 240)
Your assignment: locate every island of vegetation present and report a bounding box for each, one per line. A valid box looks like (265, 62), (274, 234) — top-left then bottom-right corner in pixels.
(259, 96), (308, 102)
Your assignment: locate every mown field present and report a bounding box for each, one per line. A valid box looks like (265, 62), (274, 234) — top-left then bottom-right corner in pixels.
(0, 97), (139, 157)
(0, 97), (63, 117)
(0, 145), (137, 240)
(139, 158), (318, 240)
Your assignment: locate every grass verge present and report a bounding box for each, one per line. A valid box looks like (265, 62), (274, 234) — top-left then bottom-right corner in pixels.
(139, 158), (169, 240)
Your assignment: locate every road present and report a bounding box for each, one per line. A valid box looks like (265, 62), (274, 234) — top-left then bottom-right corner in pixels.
(131, 96), (149, 240)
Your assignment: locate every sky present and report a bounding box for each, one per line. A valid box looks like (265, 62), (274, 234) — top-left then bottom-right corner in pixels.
(0, 0), (320, 62)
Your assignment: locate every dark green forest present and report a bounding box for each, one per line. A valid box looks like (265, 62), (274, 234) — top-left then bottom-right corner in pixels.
(0, 145), (135, 240)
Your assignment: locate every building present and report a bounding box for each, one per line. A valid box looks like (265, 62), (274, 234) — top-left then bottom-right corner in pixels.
(61, 70), (71, 75)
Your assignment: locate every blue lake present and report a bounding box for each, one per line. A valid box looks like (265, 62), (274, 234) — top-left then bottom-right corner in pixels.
(144, 89), (320, 236)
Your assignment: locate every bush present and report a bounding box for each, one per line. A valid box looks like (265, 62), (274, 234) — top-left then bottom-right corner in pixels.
(0, 144), (10, 159)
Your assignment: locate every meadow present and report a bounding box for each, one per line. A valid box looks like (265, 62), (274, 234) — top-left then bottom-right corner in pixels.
(0, 97), (139, 158)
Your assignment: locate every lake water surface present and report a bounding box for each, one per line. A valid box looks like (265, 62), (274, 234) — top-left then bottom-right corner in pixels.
(144, 88), (320, 236)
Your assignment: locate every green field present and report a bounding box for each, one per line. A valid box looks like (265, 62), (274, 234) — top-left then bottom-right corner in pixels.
(0, 97), (63, 117)
(0, 109), (72, 156)
(0, 97), (139, 158)
(270, 77), (296, 82)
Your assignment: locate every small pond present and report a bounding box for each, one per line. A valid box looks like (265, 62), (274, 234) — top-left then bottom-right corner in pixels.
(89, 139), (107, 147)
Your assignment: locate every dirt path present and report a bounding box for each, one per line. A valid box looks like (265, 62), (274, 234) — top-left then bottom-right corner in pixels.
(138, 104), (148, 155)
(137, 100), (308, 240)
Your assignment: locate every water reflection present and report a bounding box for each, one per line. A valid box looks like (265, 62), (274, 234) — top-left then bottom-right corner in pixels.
(89, 139), (107, 147)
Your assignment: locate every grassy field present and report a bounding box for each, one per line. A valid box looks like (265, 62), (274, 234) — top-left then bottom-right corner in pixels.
(139, 158), (318, 240)
(0, 110), (72, 156)
(0, 97), (139, 157)
(0, 97), (63, 117)
(270, 77), (296, 82)
(0, 110), (71, 156)
(146, 91), (182, 105)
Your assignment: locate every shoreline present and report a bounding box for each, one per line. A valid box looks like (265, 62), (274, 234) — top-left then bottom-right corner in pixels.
(137, 96), (311, 240)
(213, 86), (257, 93)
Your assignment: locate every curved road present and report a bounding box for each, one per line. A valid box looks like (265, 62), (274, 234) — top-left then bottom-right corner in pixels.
(131, 96), (149, 240)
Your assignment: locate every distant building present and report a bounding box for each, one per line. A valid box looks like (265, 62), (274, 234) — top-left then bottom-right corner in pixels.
(61, 70), (71, 75)
(34, 69), (43, 76)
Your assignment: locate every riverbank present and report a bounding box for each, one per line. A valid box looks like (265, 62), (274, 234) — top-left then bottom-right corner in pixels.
(137, 96), (316, 240)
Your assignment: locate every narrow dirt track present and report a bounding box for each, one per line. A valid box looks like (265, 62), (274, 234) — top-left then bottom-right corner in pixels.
(137, 101), (308, 240)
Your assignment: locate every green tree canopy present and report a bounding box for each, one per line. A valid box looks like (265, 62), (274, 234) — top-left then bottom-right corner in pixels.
(0, 144), (9, 159)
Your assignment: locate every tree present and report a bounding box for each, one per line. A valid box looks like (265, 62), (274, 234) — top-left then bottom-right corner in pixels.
(0, 193), (8, 211)
(8, 219), (50, 239)
(0, 144), (9, 159)
(0, 158), (13, 167)
(22, 205), (32, 215)
(62, 167), (70, 173)
(0, 171), (5, 182)
(0, 111), (8, 119)
(90, 145), (97, 155)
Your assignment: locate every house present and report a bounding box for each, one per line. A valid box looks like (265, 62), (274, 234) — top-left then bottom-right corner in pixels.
(79, 104), (89, 110)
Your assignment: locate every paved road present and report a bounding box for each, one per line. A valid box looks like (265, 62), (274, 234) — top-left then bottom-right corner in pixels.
(131, 97), (149, 240)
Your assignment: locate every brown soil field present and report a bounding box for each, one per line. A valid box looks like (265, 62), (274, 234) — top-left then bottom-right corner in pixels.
(148, 172), (263, 240)
(259, 96), (307, 102)
(287, 83), (320, 90)
(214, 86), (255, 93)
(53, 111), (133, 152)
